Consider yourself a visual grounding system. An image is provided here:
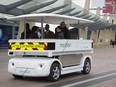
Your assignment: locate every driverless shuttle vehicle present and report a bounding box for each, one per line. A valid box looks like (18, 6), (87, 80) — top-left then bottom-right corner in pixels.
(8, 13), (94, 81)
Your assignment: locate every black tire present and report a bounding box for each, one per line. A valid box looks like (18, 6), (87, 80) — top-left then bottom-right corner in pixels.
(81, 59), (91, 74)
(12, 74), (23, 78)
(47, 63), (61, 81)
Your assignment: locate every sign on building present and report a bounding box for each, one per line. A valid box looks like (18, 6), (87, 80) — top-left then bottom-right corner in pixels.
(103, 0), (116, 14)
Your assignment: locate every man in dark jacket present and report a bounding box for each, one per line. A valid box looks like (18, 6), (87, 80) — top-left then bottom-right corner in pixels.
(44, 24), (55, 39)
(112, 40), (115, 48)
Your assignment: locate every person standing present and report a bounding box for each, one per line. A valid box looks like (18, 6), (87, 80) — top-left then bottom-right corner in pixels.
(55, 26), (64, 39)
(44, 24), (55, 39)
(29, 26), (39, 39)
(110, 39), (112, 45)
(60, 22), (69, 39)
(112, 40), (115, 48)
(20, 23), (31, 39)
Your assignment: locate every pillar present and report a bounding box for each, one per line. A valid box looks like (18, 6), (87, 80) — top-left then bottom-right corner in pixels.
(79, 0), (90, 39)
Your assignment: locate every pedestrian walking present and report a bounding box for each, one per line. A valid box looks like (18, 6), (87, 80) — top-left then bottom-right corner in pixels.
(112, 40), (115, 48)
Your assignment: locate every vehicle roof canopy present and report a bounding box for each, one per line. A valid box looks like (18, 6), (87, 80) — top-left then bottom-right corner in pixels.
(8, 13), (94, 24)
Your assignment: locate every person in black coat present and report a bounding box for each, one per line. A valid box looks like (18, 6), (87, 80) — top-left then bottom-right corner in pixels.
(29, 26), (39, 39)
(20, 23), (31, 39)
(69, 28), (79, 39)
(112, 40), (115, 48)
(60, 22), (69, 39)
(55, 26), (64, 39)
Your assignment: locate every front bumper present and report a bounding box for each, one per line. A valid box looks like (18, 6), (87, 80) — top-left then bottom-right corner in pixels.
(8, 58), (53, 77)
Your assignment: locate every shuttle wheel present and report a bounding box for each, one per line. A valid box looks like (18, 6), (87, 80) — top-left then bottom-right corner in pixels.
(48, 63), (61, 81)
(12, 74), (23, 78)
(82, 58), (91, 74)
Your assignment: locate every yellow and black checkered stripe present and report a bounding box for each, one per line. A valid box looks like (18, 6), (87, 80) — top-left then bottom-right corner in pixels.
(9, 42), (55, 50)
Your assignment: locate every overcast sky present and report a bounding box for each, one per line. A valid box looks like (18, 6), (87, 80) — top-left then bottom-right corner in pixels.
(72, 0), (105, 8)
(72, 0), (105, 14)
(91, 0), (105, 7)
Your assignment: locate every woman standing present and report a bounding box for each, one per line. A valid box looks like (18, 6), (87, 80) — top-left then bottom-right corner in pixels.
(55, 26), (64, 39)
(60, 22), (69, 39)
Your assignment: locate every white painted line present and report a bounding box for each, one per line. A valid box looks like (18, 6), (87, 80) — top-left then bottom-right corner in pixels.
(62, 72), (116, 87)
